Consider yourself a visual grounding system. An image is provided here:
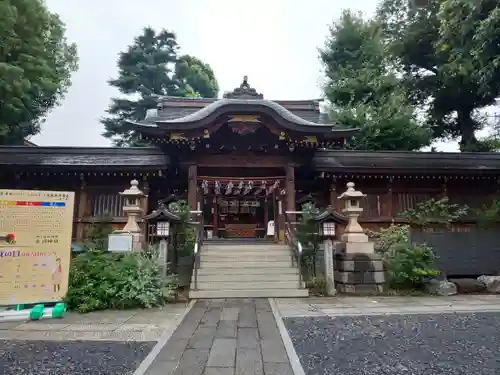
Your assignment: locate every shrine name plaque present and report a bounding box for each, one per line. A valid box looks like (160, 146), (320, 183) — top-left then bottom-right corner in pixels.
(0, 189), (75, 306)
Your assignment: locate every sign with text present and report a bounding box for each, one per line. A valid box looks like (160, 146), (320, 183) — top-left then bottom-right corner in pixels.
(0, 189), (75, 305)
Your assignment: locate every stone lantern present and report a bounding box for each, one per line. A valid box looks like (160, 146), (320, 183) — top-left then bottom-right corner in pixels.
(337, 182), (373, 252)
(112, 179), (145, 251)
(334, 182), (385, 294)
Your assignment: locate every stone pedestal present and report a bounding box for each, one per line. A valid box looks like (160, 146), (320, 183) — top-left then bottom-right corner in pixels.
(334, 252), (386, 294)
(114, 179), (145, 252)
(334, 182), (386, 293)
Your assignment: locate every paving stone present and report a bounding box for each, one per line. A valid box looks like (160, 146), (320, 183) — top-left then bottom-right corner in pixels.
(238, 309), (257, 328)
(207, 338), (237, 367)
(260, 339), (288, 363)
(255, 300), (272, 311)
(263, 362), (294, 375)
(221, 307), (240, 321)
(156, 339), (189, 362)
(145, 360), (179, 375)
(0, 322), (22, 330)
(216, 320), (238, 338)
(237, 328), (260, 349)
(63, 323), (120, 332)
(188, 327), (216, 349)
(257, 320), (280, 340)
(15, 323), (71, 331)
(235, 347), (263, 375)
(173, 348), (210, 375)
(204, 367), (235, 375)
(201, 309), (222, 327)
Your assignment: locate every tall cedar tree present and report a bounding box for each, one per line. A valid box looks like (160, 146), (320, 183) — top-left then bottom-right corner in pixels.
(0, 0), (78, 145)
(102, 27), (219, 146)
(377, 0), (500, 151)
(320, 10), (432, 151)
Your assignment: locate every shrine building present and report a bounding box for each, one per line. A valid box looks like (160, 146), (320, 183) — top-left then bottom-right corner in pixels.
(1, 77), (500, 242)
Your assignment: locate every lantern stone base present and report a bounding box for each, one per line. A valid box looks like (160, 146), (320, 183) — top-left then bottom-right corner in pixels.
(113, 230), (144, 252)
(334, 252), (387, 294)
(336, 240), (375, 254)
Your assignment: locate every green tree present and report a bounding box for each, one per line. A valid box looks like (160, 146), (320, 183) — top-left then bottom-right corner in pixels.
(377, 0), (500, 151)
(0, 0), (78, 145)
(320, 10), (432, 151)
(102, 27), (219, 147)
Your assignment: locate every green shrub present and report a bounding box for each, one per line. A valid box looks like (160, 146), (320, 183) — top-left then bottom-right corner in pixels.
(367, 224), (410, 254)
(385, 243), (440, 288)
(305, 277), (327, 296)
(66, 250), (178, 313)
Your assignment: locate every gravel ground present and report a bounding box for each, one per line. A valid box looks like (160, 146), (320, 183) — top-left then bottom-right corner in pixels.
(0, 340), (155, 375)
(284, 312), (500, 375)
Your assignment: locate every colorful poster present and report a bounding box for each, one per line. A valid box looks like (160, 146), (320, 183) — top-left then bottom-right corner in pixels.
(0, 190), (75, 305)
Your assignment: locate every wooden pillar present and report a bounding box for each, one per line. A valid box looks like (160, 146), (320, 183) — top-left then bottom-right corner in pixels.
(141, 179), (150, 214)
(188, 164), (197, 210)
(212, 195), (218, 237)
(441, 177), (448, 199)
(329, 180), (338, 210)
(76, 177), (87, 241)
(385, 177), (393, 217)
(285, 165), (296, 214)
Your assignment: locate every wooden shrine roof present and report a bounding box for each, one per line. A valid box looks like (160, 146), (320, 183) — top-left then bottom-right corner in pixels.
(313, 149), (500, 174)
(152, 97), (332, 124)
(0, 146), (169, 170)
(126, 77), (358, 138)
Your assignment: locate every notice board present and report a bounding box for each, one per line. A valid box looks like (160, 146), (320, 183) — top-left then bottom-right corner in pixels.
(0, 190), (75, 305)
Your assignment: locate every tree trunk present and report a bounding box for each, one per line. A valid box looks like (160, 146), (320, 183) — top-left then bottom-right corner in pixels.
(458, 108), (477, 151)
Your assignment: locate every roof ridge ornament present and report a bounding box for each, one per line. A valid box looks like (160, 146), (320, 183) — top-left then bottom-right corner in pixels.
(224, 75), (264, 99)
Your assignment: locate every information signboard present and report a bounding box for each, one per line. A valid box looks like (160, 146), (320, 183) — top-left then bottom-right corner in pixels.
(0, 189), (75, 306)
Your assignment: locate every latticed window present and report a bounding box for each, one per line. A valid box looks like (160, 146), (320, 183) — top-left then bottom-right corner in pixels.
(91, 194), (125, 217)
(395, 193), (436, 214)
(360, 195), (381, 217)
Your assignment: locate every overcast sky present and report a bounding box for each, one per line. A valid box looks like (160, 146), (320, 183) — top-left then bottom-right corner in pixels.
(32, 0), (487, 151)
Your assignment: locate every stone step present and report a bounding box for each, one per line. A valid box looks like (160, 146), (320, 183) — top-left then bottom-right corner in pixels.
(200, 254), (291, 262)
(195, 272), (299, 282)
(189, 288), (309, 298)
(195, 267), (299, 275)
(203, 248), (290, 255)
(204, 245), (288, 251)
(200, 261), (293, 268)
(190, 281), (303, 290)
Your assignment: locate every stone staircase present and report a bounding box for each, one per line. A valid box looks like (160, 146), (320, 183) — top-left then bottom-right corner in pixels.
(188, 241), (309, 298)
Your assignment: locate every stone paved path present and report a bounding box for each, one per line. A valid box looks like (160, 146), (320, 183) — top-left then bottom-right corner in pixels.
(0, 304), (189, 341)
(275, 295), (500, 317)
(144, 299), (294, 375)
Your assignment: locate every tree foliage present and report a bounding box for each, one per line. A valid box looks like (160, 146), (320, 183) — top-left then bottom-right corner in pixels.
(102, 27), (219, 146)
(377, 0), (500, 151)
(0, 0), (78, 145)
(320, 10), (432, 151)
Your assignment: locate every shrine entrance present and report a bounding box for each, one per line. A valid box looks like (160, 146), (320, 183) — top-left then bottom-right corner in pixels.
(197, 172), (283, 239)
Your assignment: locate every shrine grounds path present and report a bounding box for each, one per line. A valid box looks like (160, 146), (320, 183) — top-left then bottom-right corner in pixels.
(1, 296), (500, 375)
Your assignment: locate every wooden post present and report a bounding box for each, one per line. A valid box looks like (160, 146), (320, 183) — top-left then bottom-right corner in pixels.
(386, 177), (393, 217)
(212, 195), (218, 237)
(76, 177), (87, 241)
(329, 180), (337, 209)
(141, 179), (150, 214)
(441, 177), (448, 199)
(188, 165), (197, 210)
(285, 165), (296, 214)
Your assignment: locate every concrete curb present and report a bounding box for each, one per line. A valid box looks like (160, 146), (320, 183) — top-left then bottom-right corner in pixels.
(269, 298), (306, 375)
(132, 300), (196, 375)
